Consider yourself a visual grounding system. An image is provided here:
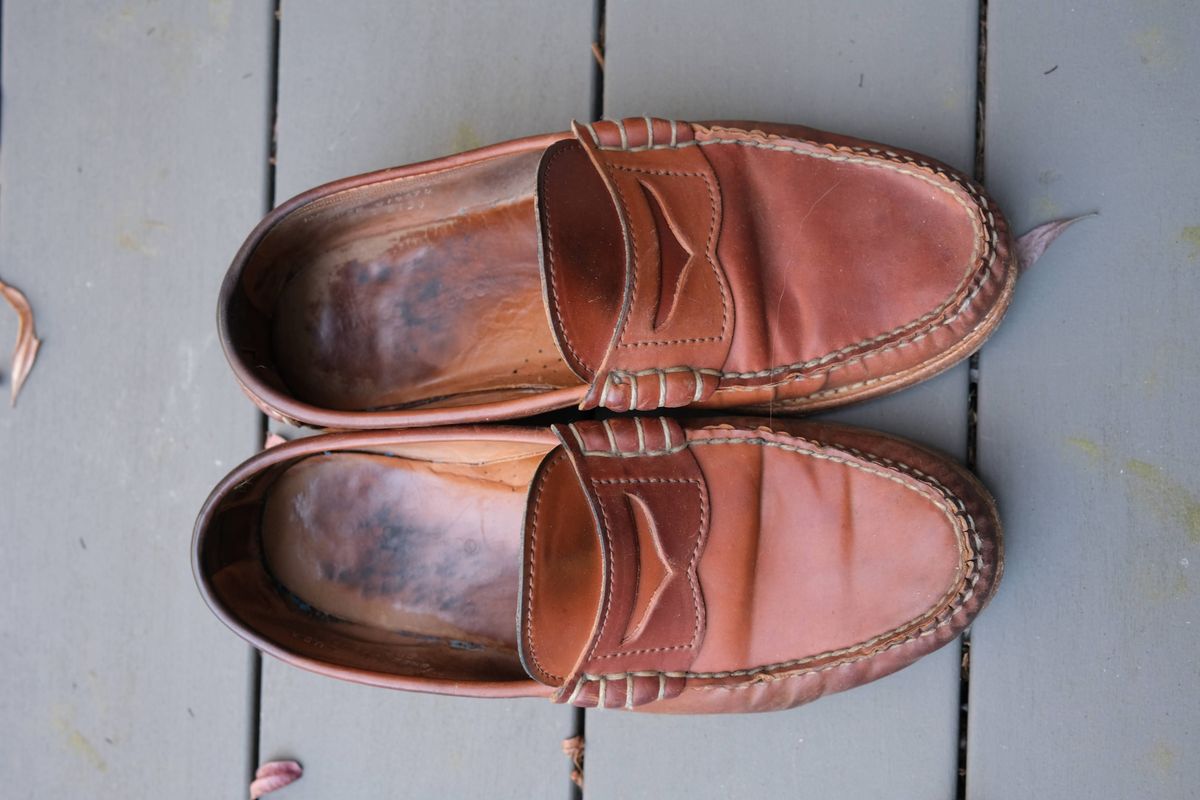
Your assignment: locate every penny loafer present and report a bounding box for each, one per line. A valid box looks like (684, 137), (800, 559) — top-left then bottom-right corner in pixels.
(193, 416), (1000, 712)
(220, 117), (1015, 429)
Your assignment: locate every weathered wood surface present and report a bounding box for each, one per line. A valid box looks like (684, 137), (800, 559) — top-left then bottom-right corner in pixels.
(970, 4), (1200, 798)
(0, 2), (270, 797)
(5, 2), (1198, 798)
(586, 2), (978, 797)
(256, 3), (592, 797)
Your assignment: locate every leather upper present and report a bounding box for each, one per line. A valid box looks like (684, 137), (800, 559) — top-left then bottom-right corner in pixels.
(537, 117), (1016, 414)
(194, 418), (1001, 713)
(518, 417), (1001, 712)
(221, 118), (1015, 429)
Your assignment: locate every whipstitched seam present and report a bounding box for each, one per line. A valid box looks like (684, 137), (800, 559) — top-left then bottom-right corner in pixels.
(602, 366), (718, 411)
(551, 121), (998, 402)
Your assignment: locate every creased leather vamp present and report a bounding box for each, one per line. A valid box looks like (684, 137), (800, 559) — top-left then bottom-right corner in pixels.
(515, 417), (1002, 712)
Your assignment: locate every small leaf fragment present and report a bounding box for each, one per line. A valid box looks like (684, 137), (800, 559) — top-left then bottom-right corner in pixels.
(562, 735), (585, 789)
(1016, 212), (1097, 274)
(0, 277), (41, 407)
(249, 760), (302, 799)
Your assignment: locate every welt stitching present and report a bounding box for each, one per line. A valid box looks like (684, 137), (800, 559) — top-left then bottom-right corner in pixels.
(570, 430), (979, 682)
(706, 288), (983, 393)
(590, 476), (706, 658)
(606, 162), (730, 348)
(746, 262), (1015, 402)
(592, 477), (701, 485)
(540, 146), (592, 375)
(523, 453), (563, 682)
(595, 124), (996, 380)
(711, 238), (996, 388)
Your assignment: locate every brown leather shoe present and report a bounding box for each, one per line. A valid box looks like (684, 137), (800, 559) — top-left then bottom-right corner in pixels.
(193, 417), (1000, 712)
(221, 118), (1015, 429)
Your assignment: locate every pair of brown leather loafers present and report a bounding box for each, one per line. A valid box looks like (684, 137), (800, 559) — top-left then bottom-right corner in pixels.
(195, 118), (1012, 713)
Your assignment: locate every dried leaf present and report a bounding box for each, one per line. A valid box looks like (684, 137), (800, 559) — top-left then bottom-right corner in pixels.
(1016, 213), (1097, 274)
(263, 432), (288, 450)
(562, 735), (585, 789)
(249, 760), (302, 799)
(0, 277), (41, 407)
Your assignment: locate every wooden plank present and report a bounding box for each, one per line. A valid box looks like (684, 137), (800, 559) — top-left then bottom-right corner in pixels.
(0, 2), (271, 796)
(273, 0), (595, 201)
(257, 3), (593, 796)
(969, 4), (1200, 797)
(586, 2), (979, 797)
(261, 667), (576, 799)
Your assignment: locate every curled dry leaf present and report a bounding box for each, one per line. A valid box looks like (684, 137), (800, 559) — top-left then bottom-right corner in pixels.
(249, 760), (303, 799)
(1016, 213), (1097, 275)
(263, 432), (288, 450)
(0, 277), (41, 407)
(562, 735), (585, 789)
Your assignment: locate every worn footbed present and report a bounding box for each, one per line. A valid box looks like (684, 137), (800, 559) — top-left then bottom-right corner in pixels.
(255, 147), (581, 412)
(203, 438), (557, 683)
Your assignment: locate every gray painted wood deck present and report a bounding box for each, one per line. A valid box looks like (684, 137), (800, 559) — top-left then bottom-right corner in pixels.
(970, 4), (1200, 798)
(0, 3), (268, 797)
(0, 2), (1195, 798)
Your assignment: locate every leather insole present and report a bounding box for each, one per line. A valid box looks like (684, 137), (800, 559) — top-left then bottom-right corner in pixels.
(260, 449), (546, 650)
(268, 153), (580, 412)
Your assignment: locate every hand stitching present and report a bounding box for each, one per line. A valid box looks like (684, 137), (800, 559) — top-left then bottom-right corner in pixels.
(524, 450), (566, 682)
